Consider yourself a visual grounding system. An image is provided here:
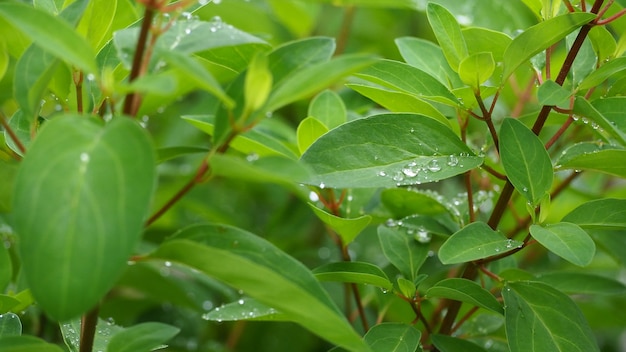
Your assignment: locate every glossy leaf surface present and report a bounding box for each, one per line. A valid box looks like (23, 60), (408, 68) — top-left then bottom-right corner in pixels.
(556, 143), (626, 178)
(458, 52), (495, 88)
(562, 198), (626, 229)
(203, 297), (287, 322)
(538, 80), (572, 106)
(107, 322), (180, 352)
(313, 262), (393, 291)
(529, 223), (595, 266)
(426, 278), (503, 314)
(309, 204), (371, 245)
(439, 222), (523, 264)
(0, 313), (21, 337)
(377, 225), (429, 282)
(363, 323), (421, 352)
(297, 117), (328, 154)
(535, 272), (626, 295)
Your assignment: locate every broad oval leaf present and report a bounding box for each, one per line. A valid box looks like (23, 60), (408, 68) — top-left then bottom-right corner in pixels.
(13, 115), (156, 320)
(308, 89), (347, 130)
(426, 278), (503, 314)
(107, 322), (180, 352)
(538, 80), (572, 106)
(0, 313), (21, 337)
(529, 223), (595, 267)
(377, 225), (429, 282)
(395, 36), (462, 87)
(300, 113), (483, 189)
(500, 118), (553, 205)
(427, 3), (468, 72)
(502, 12), (596, 79)
(458, 52), (495, 89)
(562, 198), (626, 230)
(308, 204), (371, 245)
(363, 323), (421, 352)
(503, 281), (600, 352)
(149, 223), (369, 352)
(203, 297), (287, 322)
(312, 262), (393, 291)
(431, 334), (488, 352)
(438, 222), (523, 264)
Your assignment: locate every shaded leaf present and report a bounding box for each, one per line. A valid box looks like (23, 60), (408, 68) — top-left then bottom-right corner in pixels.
(431, 334), (488, 352)
(0, 295), (19, 313)
(462, 27), (512, 62)
(381, 188), (449, 217)
(572, 97), (626, 146)
(500, 118), (553, 205)
(0, 336), (63, 352)
(210, 154), (311, 185)
(438, 222), (523, 264)
(363, 323), (421, 352)
(503, 281), (600, 352)
(156, 146), (209, 164)
(0, 313), (21, 337)
(578, 57), (626, 90)
(0, 242), (11, 291)
(562, 198), (626, 229)
(529, 223), (595, 266)
(426, 278), (503, 314)
(377, 225), (429, 282)
(538, 80), (572, 106)
(427, 3), (468, 71)
(107, 322), (179, 352)
(535, 272), (626, 295)
(61, 317), (123, 352)
(308, 204), (371, 245)
(313, 262), (393, 291)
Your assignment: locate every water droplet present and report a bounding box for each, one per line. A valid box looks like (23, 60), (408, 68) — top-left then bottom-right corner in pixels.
(409, 127), (415, 133)
(202, 301), (213, 310)
(185, 28), (192, 34)
(80, 153), (90, 163)
(198, 0), (209, 4)
(377, 170), (387, 177)
(505, 239), (514, 249)
(309, 191), (319, 202)
(522, 187), (528, 192)
(494, 248), (501, 252)
(164, 261), (172, 267)
(414, 230), (432, 243)
(238, 299), (245, 305)
(447, 155), (459, 166)
(246, 152), (259, 162)
(427, 159), (441, 172)
(319, 182), (326, 189)
(86, 73), (96, 81)
(213, 0), (222, 3)
(392, 171), (405, 182)
(402, 162), (419, 177)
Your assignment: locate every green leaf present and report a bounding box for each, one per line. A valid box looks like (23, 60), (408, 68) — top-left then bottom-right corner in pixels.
(107, 322), (179, 352)
(458, 52), (495, 88)
(578, 57), (626, 90)
(500, 118), (553, 205)
(537, 80), (572, 106)
(13, 116), (156, 320)
(149, 224), (369, 352)
(363, 323), (421, 352)
(0, 313), (21, 337)
(76, 0), (116, 51)
(268, 37), (335, 87)
(308, 204), (371, 245)
(244, 53), (273, 115)
(381, 188), (449, 217)
(308, 90), (346, 130)
(572, 97), (626, 146)
(210, 154), (311, 185)
(156, 146), (209, 164)
(356, 60), (460, 106)
(0, 295), (19, 313)
(535, 272), (626, 295)
(300, 113), (483, 189)
(395, 37), (462, 87)
(312, 262), (393, 291)
(400, 215), (455, 238)
(13, 45), (59, 122)
(61, 317), (123, 352)
(297, 117), (328, 155)
(203, 297), (287, 322)
(427, 3), (468, 72)
(431, 334), (488, 352)
(502, 12), (596, 79)
(0, 2), (97, 73)
(462, 27), (512, 62)
(377, 225), (429, 282)
(562, 198), (626, 229)
(438, 222), (523, 264)
(0, 41), (7, 81)
(265, 54), (376, 113)
(503, 281), (600, 352)
(556, 143), (626, 178)
(396, 277), (416, 298)
(426, 278), (503, 314)
(588, 26), (616, 64)
(0, 336), (63, 352)
(529, 223), (595, 266)
(592, 96), (626, 133)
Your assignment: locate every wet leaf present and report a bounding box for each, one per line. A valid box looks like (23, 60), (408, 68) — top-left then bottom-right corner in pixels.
(313, 262), (393, 291)
(529, 223), (595, 267)
(363, 323), (421, 352)
(426, 278), (503, 314)
(438, 222), (523, 264)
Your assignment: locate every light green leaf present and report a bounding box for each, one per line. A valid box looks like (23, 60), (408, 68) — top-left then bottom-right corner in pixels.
(297, 117), (328, 155)
(535, 272), (626, 295)
(363, 323), (421, 352)
(400, 214), (455, 238)
(395, 36), (462, 87)
(578, 57), (626, 90)
(381, 188), (449, 217)
(210, 154), (311, 185)
(431, 334), (488, 352)
(502, 12), (596, 79)
(156, 146), (209, 164)
(13, 116), (156, 320)
(426, 278), (503, 314)
(556, 143), (626, 178)
(529, 223), (595, 266)
(0, 2), (97, 73)
(356, 60), (460, 106)
(268, 37), (335, 87)
(313, 262), (393, 291)
(562, 198), (626, 229)
(462, 27), (512, 62)
(0, 41), (8, 81)
(203, 297), (287, 322)
(304, 0), (417, 7)
(244, 53), (273, 115)
(438, 222), (523, 264)
(0, 336), (63, 352)
(537, 80), (572, 106)
(427, 3), (468, 72)
(503, 281), (600, 352)
(572, 96), (626, 146)
(500, 118), (553, 205)
(107, 322), (179, 352)
(76, 0), (116, 51)
(149, 224), (369, 352)
(0, 313), (21, 337)
(458, 52), (495, 88)
(300, 113), (483, 189)
(588, 26), (616, 64)
(396, 277), (416, 298)
(308, 90), (346, 130)
(308, 204), (371, 245)
(377, 225), (430, 282)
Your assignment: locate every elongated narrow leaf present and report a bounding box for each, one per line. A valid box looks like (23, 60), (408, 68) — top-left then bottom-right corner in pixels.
(556, 143), (626, 178)
(309, 204), (371, 245)
(529, 223), (595, 266)
(381, 188), (449, 217)
(0, 2), (97, 73)
(363, 323), (421, 352)
(356, 60), (460, 106)
(377, 225), (429, 282)
(210, 154), (312, 185)
(503, 281), (600, 352)
(0, 313), (21, 337)
(578, 57), (626, 90)
(313, 262), (393, 291)
(300, 113), (482, 188)
(502, 13), (596, 79)
(500, 118), (553, 205)
(535, 272), (626, 295)
(203, 297), (287, 322)
(13, 116), (156, 320)
(426, 278), (503, 314)
(150, 224), (369, 352)
(76, 0), (116, 51)
(562, 198), (626, 229)
(395, 37), (462, 87)
(438, 222), (523, 264)
(308, 90), (346, 130)
(427, 3), (468, 72)
(572, 96), (626, 146)
(431, 334), (488, 352)
(0, 336), (63, 352)
(297, 117), (328, 154)
(107, 322), (179, 352)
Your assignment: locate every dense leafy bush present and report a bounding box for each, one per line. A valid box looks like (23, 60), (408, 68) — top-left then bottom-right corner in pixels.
(1, 0), (626, 351)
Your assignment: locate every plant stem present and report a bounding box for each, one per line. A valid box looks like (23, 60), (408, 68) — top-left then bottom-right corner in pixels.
(0, 110), (26, 155)
(73, 70), (84, 114)
(335, 5), (356, 56)
(79, 305), (99, 352)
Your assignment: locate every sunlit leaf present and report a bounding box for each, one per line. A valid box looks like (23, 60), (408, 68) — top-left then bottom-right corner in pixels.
(297, 117), (328, 155)
(203, 297), (287, 322)
(395, 36), (462, 87)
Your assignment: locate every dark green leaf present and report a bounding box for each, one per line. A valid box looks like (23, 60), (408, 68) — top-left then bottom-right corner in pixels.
(536, 272), (626, 295)
(268, 37), (335, 87)
(538, 80), (572, 106)
(562, 198), (626, 229)
(572, 97), (626, 146)
(150, 224), (369, 352)
(107, 322), (179, 352)
(503, 281), (600, 352)
(0, 313), (21, 337)
(13, 116), (156, 320)
(556, 143), (626, 178)
(0, 295), (19, 313)
(300, 113), (482, 188)
(502, 13), (596, 79)
(308, 90), (346, 130)
(530, 222), (595, 266)
(203, 297), (287, 322)
(377, 225), (429, 282)
(313, 262), (393, 291)
(431, 334), (488, 352)
(0, 335), (63, 352)
(438, 222), (523, 264)
(363, 323), (421, 352)
(156, 146), (209, 164)
(592, 96), (626, 133)
(427, 3), (468, 71)
(426, 278), (503, 314)
(500, 118), (553, 205)
(308, 204), (371, 245)
(61, 317), (123, 352)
